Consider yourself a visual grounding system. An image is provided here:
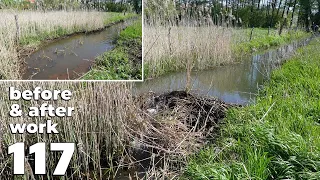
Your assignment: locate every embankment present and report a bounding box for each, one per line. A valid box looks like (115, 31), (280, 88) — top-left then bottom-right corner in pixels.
(82, 18), (142, 80)
(184, 37), (320, 179)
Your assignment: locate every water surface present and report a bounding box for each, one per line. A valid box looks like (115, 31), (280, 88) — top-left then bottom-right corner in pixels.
(135, 39), (311, 105)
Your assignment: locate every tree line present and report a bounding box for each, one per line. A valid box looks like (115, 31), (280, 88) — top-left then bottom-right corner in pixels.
(0, 0), (142, 13)
(145, 0), (320, 31)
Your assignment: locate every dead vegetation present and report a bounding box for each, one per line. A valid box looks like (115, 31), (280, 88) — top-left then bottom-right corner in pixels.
(144, 25), (233, 78)
(0, 81), (232, 179)
(0, 82), (133, 179)
(123, 91), (232, 178)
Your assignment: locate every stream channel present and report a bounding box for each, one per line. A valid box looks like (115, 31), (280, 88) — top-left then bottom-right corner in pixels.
(135, 38), (312, 105)
(23, 19), (134, 80)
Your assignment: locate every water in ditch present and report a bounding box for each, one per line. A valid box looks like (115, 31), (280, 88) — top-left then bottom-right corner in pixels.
(135, 38), (311, 105)
(22, 20), (134, 80)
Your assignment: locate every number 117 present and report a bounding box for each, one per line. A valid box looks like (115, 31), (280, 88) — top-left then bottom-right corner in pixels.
(8, 143), (74, 175)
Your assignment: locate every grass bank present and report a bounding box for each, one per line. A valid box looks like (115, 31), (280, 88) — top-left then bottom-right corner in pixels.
(0, 10), (136, 80)
(82, 18), (142, 80)
(184, 38), (320, 179)
(233, 28), (310, 56)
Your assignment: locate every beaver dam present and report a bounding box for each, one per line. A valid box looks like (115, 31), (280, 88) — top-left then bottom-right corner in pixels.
(22, 19), (134, 80)
(115, 91), (233, 179)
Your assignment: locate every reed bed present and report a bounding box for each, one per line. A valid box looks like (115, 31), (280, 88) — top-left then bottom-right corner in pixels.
(0, 82), (218, 179)
(0, 82), (134, 179)
(0, 10), (126, 80)
(144, 25), (233, 78)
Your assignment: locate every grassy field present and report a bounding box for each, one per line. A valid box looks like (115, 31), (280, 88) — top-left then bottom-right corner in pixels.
(82, 18), (142, 80)
(143, 25), (310, 79)
(184, 38), (320, 179)
(0, 10), (136, 80)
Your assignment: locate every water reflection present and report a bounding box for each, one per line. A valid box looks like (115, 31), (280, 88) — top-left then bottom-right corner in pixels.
(135, 39), (310, 104)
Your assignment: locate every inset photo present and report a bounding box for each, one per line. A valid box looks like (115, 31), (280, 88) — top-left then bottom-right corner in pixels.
(0, 0), (142, 80)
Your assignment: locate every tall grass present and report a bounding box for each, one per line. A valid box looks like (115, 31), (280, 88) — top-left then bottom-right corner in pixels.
(0, 10), (135, 80)
(184, 38), (320, 179)
(144, 25), (233, 78)
(0, 82), (135, 179)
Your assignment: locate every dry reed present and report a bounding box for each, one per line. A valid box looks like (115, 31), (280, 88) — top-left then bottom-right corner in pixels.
(0, 82), (212, 179)
(0, 83), (228, 179)
(144, 25), (233, 78)
(0, 82), (134, 179)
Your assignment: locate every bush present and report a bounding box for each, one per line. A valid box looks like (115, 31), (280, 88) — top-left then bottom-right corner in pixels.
(101, 2), (128, 12)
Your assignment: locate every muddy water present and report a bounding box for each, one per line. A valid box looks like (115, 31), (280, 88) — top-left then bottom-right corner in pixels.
(135, 38), (311, 105)
(23, 20), (133, 80)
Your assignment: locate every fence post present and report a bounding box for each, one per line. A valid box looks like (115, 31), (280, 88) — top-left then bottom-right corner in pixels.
(15, 15), (20, 45)
(168, 27), (172, 56)
(0, 125), (2, 157)
(250, 27), (254, 41)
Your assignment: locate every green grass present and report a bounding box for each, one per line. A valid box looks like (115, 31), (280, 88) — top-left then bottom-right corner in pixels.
(19, 27), (70, 47)
(144, 57), (182, 79)
(184, 38), (320, 179)
(233, 28), (310, 56)
(83, 19), (142, 80)
(83, 48), (141, 80)
(103, 12), (137, 26)
(118, 19), (142, 41)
